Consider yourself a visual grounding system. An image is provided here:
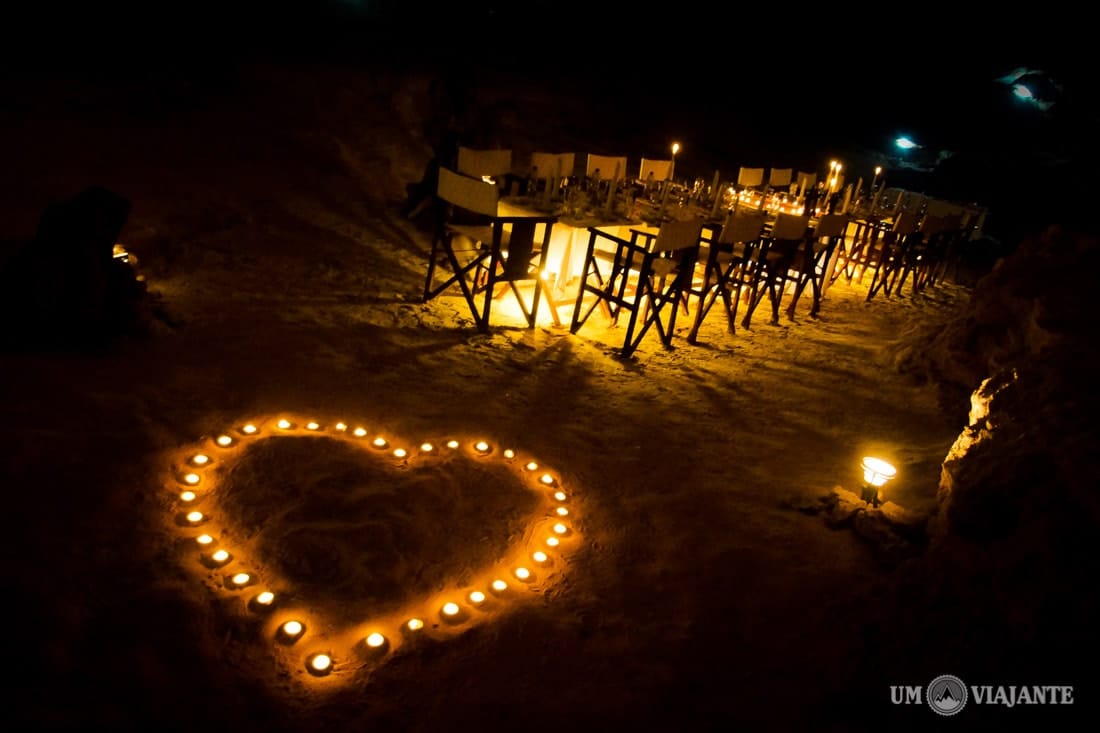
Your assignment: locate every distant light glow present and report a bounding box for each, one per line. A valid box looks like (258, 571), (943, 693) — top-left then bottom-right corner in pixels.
(1012, 83), (1034, 100)
(894, 137), (918, 150)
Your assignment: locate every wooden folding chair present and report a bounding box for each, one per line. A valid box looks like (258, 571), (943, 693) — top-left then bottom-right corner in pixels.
(740, 213), (810, 328)
(570, 217), (704, 357)
(865, 211), (922, 301)
(685, 210), (767, 343)
(786, 213), (849, 319)
(423, 167), (557, 332)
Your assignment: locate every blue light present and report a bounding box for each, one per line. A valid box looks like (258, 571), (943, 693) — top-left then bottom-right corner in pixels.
(1013, 84), (1035, 101)
(895, 137), (918, 150)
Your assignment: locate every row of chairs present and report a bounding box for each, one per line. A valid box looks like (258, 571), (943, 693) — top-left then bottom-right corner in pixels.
(569, 211), (850, 357)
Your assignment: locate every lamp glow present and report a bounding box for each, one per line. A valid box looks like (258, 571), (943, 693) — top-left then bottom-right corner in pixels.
(468, 591), (486, 604)
(514, 567), (531, 580)
(180, 491), (196, 502)
(895, 137), (917, 150)
(216, 435), (232, 447)
(671, 142), (680, 155)
(442, 602), (460, 617)
(860, 456), (897, 505)
(406, 618), (424, 631)
(532, 551), (548, 564)
(306, 421), (320, 430)
(365, 632), (385, 648)
(277, 419), (291, 429)
(191, 454), (210, 465)
(183, 473), (200, 485)
(242, 424), (257, 434)
(196, 534), (214, 545)
(491, 579), (508, 592)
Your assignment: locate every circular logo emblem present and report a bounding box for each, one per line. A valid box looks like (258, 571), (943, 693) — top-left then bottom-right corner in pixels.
(927, 674), (968, 716)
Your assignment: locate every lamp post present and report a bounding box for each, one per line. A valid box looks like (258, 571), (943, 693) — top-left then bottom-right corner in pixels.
(860, 456), (897, 506)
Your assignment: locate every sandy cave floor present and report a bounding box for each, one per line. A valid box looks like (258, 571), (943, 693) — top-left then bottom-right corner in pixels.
(0, 60), (1002, 731)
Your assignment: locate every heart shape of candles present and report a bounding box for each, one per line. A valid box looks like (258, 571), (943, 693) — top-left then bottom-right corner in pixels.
(168, 415), (576, 683)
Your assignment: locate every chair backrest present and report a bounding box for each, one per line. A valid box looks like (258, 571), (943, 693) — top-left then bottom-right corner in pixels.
(767, 168), (793, 188)
(771, 213), (810, 240)
(717, 211), (767, 245)
(737, 167), (765, 188)
(531, 152), (575, 179)
(437, 167), (499, 217)
(814, 213), (849, 239)
(651, 218), (704, 254)
(457, 147), (513, 178)
(892, 210), (922, 236)
(796, 171), (817, 192)
(586, 154), (628, 180)
(640, 158), (672, 181)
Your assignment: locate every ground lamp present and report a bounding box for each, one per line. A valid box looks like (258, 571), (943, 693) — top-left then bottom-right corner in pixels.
(860, 456), (897, 506)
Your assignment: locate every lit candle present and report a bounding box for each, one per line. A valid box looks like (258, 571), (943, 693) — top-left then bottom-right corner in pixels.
(539, 474), (555, 486)
(196, 534), (214, 545)
(468, 591), (486, 604)
(215, 435), (233, 447)
(393, 448), (407, 458)
(183, 473), (200, 485)
(553, 491), (566, 501)
(525, 461), (539, 471)
(306, 422), (320, 431)
(211, 549), (230, 564)
(186, 510), (204, 524)
(254, 591), (275, 606)
(555, 507), (569, 517)
(276, 419), (291, 429)
(191, 454), (210, 466)
(491, 579), (508, 592)
(420, 443), (434, 453)
(442, 602), (460, 617)
(231, 572), (251, 587)
(242, 424), (257, 435)
(179, 491), (196, 502)
(282, 620), (304, 638)
(514, 567), (531, 580)
(335, 422), (347, 431)
(503, 449), (515, 459)
(353, 427), (367, 437)
(406, 618), (424, 631)
(365, 632), (385, 648)
(546, 536), (560, 547)
(552, 523), (568, 535)
(307, 653), (332, 675)
(446, 440), (459, 449)
(532, 551), (548, 564)
(474, 440), (490, 454)
(372, 437), (388, 449)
